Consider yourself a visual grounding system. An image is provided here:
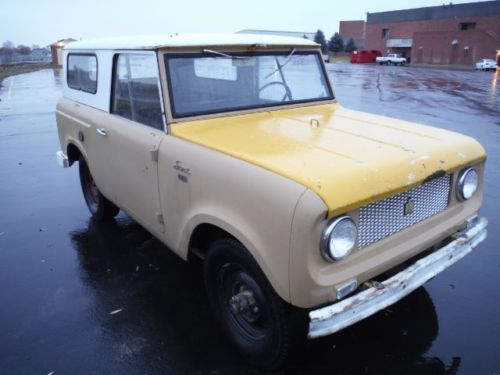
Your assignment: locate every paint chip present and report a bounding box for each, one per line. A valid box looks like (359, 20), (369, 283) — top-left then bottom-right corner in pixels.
(410, 155), (430, 165)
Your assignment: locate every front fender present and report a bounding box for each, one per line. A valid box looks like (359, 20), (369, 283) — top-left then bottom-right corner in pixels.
(158, 136), (307, 303)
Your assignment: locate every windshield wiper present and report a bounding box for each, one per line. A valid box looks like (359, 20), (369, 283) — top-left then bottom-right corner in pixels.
(202, 49), (249, 60)
(264, 48), (297, 79)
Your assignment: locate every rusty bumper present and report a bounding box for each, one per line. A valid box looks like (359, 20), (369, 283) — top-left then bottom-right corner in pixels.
(308, 217), (488, 339)
(56, 151), (69, 168)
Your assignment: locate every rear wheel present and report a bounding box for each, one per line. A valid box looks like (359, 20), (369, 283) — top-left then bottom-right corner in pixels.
(400, 61), (406, 66)
(204, 238), (307, 370)
(79, 157), (119, 221)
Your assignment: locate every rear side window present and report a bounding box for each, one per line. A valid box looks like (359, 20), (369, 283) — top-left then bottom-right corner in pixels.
(111, 53), (164, 130)
(67, 54), (97, 94)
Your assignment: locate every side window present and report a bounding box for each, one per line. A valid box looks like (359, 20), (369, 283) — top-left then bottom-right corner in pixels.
(67, 54), (97, 94)
(111, 53), (164, 130)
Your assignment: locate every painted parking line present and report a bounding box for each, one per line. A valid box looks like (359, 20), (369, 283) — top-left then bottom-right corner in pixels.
(7, 76), (15, 100)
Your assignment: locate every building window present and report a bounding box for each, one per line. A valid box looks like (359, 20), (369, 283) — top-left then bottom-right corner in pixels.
(111, 53), (164, 130)
(382, 28), (389, 38)
(67, 54), (97, 94)
(459, 22), (476, 31)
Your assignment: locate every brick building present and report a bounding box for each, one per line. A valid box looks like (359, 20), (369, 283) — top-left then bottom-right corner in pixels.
(339, 20), (366, 49)
(340, 1), (500, 65)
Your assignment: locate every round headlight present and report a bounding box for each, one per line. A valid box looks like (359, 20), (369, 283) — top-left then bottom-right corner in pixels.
(457, 167), (478, 201)
(321, 216), (357, 262)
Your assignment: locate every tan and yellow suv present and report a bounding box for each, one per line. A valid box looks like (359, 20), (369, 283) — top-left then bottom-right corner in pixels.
(55, 34), (487, 369)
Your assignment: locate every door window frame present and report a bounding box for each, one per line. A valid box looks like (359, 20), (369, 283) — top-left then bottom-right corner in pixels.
(110, 50), (167, 132)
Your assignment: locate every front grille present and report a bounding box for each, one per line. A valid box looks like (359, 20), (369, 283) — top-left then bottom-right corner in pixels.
(358, 174), (451, 248)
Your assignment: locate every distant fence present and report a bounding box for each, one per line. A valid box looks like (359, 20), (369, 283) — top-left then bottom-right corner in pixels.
(0, 53), (51, 65)
(324, 51), (351, 58)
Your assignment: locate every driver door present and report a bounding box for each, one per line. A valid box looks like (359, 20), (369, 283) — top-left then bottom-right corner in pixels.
(99, 51), (167, 235)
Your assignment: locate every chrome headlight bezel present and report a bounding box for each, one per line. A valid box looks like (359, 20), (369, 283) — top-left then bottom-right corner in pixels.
(321, 215), (357, 262)
(456, 167), (478, 201)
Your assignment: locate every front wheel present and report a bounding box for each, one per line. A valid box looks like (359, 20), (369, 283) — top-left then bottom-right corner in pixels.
(400, 61), (406, 66)
(79, 157), (119, 221)
(204, 238), (307, 370)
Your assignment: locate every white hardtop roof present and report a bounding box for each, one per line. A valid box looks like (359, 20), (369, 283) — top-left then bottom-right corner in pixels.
(65, 33), (319, 50)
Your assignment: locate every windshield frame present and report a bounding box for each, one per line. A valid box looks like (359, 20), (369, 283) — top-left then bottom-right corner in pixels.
(163, 49), (335, 120)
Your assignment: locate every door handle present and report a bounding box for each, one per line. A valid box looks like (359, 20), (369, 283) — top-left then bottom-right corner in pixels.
(96, 128), (107, 136)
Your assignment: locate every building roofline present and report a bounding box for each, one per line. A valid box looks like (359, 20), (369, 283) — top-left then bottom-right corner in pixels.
(367, 0), (500, 24)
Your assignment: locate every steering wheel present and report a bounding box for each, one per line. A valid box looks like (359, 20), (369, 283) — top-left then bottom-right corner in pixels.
(258, 81), (293, 102)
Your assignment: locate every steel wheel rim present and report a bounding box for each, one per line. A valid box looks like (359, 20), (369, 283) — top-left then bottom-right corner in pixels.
(82, 166), (99, 212)
(217, 263), (268, 341)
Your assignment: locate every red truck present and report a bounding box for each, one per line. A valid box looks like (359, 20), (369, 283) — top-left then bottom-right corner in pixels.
(351, 50), (382, 63)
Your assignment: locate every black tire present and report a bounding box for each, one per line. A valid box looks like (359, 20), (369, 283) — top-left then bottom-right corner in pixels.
(400, 61), (406, 66)
(387, 60), (392, 65)
(79, 157), (119, 221)
(204, 238), (307, 370)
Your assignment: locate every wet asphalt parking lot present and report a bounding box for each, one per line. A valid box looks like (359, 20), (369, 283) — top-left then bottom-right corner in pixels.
(0, 63), (499, 374)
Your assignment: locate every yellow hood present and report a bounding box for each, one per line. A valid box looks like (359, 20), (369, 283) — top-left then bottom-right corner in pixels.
(170, 104), (486, 216)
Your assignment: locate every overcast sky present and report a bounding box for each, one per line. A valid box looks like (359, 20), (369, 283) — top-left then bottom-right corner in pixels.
(2, 0), (484, 47)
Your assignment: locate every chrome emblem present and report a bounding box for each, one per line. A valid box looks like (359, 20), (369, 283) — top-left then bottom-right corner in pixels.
(404, 197), (415, 216)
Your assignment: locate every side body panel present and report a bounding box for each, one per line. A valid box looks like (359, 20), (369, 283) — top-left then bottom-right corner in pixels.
(92, 112), (165, 235)
(156, 136), (308, 302)
(56, 98), (166, 237)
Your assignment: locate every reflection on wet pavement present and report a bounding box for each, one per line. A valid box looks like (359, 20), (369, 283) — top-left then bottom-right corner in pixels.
(71, 217), (452, 374)
(329, 63), (500, 122)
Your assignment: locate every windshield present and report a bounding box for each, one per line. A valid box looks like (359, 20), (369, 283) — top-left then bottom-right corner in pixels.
(165, 51), (333, 118)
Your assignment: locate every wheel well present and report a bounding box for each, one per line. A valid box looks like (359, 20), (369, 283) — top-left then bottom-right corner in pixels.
(188, 223), (237, 261)
(67, 143), (82, 166)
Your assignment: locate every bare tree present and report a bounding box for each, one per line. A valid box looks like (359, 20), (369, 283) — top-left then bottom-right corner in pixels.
(1, 40), (15, 62)
(3, 40), (15, 50)
(17, 45), (31, 55)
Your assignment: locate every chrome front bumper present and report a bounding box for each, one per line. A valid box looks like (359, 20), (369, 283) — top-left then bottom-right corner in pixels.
(56, 151), (69, 168)
(308, 217), (488, 339)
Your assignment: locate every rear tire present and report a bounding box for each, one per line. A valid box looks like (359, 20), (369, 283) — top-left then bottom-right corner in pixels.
(204, 238), (307, 370)
(79, 157), (119, 221)
(401, 61), (406, 66)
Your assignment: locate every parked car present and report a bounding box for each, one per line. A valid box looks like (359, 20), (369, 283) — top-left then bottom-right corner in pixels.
(475, 59), (497, 71)
(55, 34), (487, 370)
(376, 53), (407, 65)
(351, 50), (382, 63)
